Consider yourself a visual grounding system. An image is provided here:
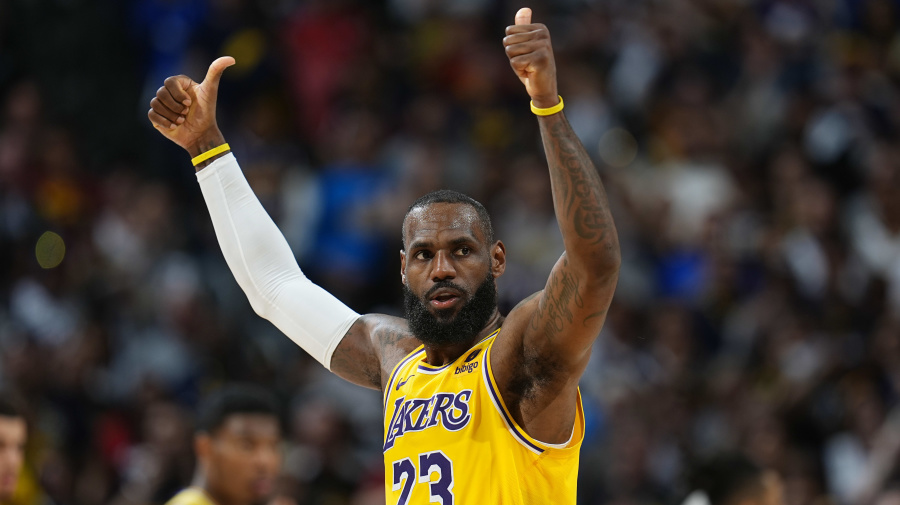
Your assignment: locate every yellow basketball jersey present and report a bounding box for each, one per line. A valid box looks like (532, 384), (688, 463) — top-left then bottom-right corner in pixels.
(383, 329), (585, 504)
(164, 488), (216, 505)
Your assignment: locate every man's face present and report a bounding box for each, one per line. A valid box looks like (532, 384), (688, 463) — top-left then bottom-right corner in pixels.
(401, 202), (503, 345)
(201, 414), (281, 505)
(0, 416), (26, 501)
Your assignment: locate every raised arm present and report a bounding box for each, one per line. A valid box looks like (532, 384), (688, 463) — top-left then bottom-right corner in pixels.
(147, 58), (417, 390)
(494, 9), (620, 395)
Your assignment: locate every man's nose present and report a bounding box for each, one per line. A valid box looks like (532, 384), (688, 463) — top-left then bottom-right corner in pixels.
(254, 445), (281, 471)
(0, 447), (21, 469)
(431, 251), (456, 281)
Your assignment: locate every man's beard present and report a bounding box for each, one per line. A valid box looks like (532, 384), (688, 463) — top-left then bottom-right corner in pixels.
(403, 272), (498, 346)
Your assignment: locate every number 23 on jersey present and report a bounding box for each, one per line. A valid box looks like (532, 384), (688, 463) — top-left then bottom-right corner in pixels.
(392, 451), (454, 505)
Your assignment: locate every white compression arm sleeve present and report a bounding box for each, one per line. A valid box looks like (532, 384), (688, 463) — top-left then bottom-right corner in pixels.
(196, 153), (360, 370)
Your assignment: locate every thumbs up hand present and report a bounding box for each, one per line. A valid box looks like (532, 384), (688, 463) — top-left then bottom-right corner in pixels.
(148, 56), (235, 155)
(503, 8), (559, 108)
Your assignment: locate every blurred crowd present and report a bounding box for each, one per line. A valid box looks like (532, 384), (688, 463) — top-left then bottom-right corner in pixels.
(2, 0), (900, 504)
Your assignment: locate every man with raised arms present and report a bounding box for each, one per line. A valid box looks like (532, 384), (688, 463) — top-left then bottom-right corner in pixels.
(149, 7), (620, 503)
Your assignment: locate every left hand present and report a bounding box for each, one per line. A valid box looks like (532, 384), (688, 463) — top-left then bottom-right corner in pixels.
(148, 56), (235, 156)
(503, 7), (559, 108)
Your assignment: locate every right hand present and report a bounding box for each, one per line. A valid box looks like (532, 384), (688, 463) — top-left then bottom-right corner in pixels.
(503, 8), (558, 108)
(147, 56), (235, 154)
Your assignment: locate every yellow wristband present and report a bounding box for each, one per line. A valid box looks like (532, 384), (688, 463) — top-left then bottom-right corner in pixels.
(530, 96), (564, 116)
(191, 143), (231, 166)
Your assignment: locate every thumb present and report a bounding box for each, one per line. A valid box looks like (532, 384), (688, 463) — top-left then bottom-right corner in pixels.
(515, 7), (532, 25)
(201, 56), (236, 93)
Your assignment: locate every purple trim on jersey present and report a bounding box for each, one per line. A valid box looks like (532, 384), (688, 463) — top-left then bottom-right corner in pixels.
(414, 330), (500, 373)
(384, 347), (426, 412)
(417, 362), (453, 374)
(482, 343), (545, 454)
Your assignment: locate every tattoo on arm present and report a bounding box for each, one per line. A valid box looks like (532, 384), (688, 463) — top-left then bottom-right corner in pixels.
(582, 310), (607, 327)
(329, 326), (382, 390)
(376, 327), (407, 355)
(519, 114), (618, 362)
(540, 115), (615, 249)
(328, 317), (418, 391)
(531, 258), (583, 330)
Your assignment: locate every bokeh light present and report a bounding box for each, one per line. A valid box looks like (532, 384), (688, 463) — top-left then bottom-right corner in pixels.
(35, 231), (65, 269)
(598, 127), (638, 168)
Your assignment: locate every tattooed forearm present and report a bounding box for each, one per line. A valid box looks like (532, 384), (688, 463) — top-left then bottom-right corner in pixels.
(509, 114), (620, 377)
(539, 114), (618, 258)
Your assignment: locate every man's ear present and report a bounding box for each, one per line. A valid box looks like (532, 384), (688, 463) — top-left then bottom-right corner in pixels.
(491, 241), (506, 278)
(400, 249), (407, 285)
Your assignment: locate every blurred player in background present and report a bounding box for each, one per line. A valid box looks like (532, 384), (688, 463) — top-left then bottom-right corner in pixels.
(165, 385), (281, 505)
(0, 396), (26, 505)
(150, 6), (620, 504)
(683, 454), (785, 505)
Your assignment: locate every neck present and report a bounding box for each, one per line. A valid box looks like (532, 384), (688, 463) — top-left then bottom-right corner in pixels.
(422, 311), (503, 366)
(192, 477), (232, 505)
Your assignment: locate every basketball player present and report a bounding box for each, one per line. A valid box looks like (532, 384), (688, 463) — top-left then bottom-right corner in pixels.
(683, 454), (785, 505)
(0, 397), (25, 505)
(149, 7), (620, 503)
(165, 385), (281, 505)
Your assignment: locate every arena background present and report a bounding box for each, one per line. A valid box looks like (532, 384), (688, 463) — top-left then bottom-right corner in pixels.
(2, 0), (900, 504)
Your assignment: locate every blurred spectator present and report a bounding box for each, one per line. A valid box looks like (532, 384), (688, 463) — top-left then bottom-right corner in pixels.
(0, 395), (26, 505)
(194, 385), (279, 504)
(684, 453), (785, 505)
(155, 384), (281, 505)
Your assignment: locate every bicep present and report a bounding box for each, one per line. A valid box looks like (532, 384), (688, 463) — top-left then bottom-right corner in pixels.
(329, 319), (382, 390)
(329, 315), (421, 391)
(522, 253), (617, 369)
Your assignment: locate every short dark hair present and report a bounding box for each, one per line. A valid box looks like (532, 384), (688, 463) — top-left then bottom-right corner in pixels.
(689, 453), (765, 505)
(402, 190), (494, 248)
(0, 394), (23, 419)
(196, 384), (280, 434)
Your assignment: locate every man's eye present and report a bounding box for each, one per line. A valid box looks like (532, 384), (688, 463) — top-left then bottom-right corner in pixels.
(415, 251), (432, 260)
(456, 247), (470, 256)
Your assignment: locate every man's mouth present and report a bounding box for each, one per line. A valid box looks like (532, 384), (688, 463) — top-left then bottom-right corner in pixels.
(429, 289), (462, 309)
(251, 477), (273, 496)
(0, 473), (17, 490)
